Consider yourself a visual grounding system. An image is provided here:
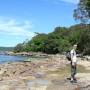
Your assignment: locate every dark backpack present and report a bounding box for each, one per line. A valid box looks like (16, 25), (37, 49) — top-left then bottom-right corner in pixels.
(66, 51), (71, 61)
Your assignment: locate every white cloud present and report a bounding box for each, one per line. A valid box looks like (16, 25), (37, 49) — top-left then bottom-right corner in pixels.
(60, 0), (79, 4)
(40, 0), (79, 4)
(0, 17), (35, 38)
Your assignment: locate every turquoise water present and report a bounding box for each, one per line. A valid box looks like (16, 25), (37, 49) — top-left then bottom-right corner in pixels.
(0, 55), (28, 63)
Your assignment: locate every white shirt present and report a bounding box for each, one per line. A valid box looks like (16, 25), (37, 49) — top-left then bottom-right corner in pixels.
(70, 49), (77, 63)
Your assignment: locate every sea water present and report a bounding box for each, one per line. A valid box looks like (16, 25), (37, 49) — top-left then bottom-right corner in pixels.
(0, 54), (28, 63)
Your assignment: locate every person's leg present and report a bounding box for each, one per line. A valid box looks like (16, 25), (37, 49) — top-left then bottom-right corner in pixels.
(71, 64), (77, 83)
(73, 64), (77, 82)
(71, 65), (74, 81)
(67, 62), (72, 81)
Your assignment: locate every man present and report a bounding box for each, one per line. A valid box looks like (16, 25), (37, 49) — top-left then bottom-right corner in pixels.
(70, 44), (77, 83)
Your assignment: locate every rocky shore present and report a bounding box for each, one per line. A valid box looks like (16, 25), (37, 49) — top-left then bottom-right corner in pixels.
(0, 54), (90, 90)
(1, 51), (49, 57)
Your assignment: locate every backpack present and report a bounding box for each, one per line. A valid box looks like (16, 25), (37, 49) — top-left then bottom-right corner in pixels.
(66, 51), (71, 61)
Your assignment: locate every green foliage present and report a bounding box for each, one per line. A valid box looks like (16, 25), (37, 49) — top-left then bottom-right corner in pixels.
(74, 0), (90, 23)
(43, 39), (59, 54)
(23, 33), (48, 52)
(14, 24), (90, 55)
(78, 29), (90, 55)
(13, 43), (24, 53)
(73, 0), (90, 54)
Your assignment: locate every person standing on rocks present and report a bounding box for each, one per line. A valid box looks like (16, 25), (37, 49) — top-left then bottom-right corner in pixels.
(70, 44), (77, 83)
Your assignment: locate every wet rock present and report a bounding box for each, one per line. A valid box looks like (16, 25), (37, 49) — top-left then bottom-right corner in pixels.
(47, 79), (78, 90)
(0, 54), (89, 90)
(76, 73), (90, 90)
(27, 79), (50, 90)
(0, 79), (27, 90)
(0, 68), (7, 75)
(34, 72), (46, 78)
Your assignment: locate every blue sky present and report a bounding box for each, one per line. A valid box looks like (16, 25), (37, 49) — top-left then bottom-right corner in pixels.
(0, 0), (79, 47)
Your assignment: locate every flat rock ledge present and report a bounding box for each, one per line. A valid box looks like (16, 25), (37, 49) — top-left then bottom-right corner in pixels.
(0, 55), (90, 90)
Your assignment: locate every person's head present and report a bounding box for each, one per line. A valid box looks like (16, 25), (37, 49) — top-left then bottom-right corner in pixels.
(73, 44), (77, 50)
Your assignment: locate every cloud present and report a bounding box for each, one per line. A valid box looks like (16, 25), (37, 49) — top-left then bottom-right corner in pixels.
(60, 0), (79, 4)
(40, 0), (79, 4)
(0, 17), (35, 38)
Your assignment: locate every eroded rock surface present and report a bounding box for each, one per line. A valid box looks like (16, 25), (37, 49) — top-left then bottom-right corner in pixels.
(0, 55), (90, 90)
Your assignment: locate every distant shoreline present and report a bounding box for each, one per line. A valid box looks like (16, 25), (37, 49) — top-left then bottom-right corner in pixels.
(0, 51), (49, 57)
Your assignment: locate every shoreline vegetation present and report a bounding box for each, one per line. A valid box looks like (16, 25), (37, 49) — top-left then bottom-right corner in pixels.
(13, 24), (90, 55)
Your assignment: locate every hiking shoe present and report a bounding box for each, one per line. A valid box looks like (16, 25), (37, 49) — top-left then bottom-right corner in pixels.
(73, 80), (77, 83)
(70, 80), (77, 83)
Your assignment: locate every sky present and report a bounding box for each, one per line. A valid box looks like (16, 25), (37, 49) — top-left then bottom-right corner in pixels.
(0, 0), (79, 47)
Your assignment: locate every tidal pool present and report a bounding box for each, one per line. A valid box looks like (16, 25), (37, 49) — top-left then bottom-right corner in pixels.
(27, 79), (51, 90)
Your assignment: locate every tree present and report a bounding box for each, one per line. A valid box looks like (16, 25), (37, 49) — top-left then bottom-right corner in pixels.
(14, 24), (90, 55)
(74, 0), (90, 23)
(27, 33), (48, 52)
(78, 29), (90, 55)
(73, 0), (90, 55)
(13, 43), (24, 53)
(43, 39), (59, 54)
